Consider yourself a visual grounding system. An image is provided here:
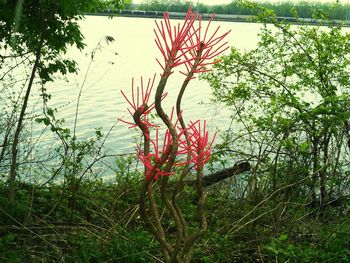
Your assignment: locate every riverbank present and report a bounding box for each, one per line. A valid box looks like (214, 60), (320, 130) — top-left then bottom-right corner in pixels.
(87, 10), (350, 26)
(1, 180), (349, 262)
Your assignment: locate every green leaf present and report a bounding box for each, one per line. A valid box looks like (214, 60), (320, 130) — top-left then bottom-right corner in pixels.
(279, 234), (288, 241)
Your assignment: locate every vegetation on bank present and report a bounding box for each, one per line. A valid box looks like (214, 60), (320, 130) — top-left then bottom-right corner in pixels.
(1, 0), (350, 262)
(1, 177), (350, 262)
(127, 0), (350, 20)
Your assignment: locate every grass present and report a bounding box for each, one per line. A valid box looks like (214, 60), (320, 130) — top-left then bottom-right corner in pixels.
(0, 178), (349, 262)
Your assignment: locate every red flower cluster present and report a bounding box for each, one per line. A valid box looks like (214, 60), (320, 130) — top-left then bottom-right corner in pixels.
(118, 75), (166, 129)
(179, 120), (216, 170)
(137, 108), (180, 180)
(137, 129), (174, 180)
(136, 118), (216, 179)
(154, 7), (198, 75)
(180, 14), (231, 78)
(119, 7), (228, 180)
(154, 7), (230, 78)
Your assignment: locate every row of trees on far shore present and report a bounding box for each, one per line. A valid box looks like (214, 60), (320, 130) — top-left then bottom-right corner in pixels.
(125, 0), (350, 20)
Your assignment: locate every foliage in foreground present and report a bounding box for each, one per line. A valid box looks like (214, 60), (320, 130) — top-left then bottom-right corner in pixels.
(203, 1), (350, 207)
(0, 177), (349, 262)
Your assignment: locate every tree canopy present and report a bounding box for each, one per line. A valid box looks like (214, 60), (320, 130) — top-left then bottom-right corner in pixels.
(0, 0), (125, 81)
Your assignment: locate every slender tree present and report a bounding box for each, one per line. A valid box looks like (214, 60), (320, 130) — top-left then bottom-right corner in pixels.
(0, 0), (126, 202)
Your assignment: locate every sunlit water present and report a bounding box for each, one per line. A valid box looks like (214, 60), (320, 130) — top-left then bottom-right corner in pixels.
(24, 16), (262, 180)
(37, 16), (260, 149)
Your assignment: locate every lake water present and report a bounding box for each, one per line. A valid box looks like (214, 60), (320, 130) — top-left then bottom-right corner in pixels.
(9, 15), (347, 184)
(35, 16), (261, 155)
(2, 16), (264, 181)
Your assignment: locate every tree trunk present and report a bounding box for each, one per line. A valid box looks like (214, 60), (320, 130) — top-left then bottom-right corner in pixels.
(320, 133), (330, 207)
(8, 41), (43, 202)
(311, 135), (319, 206)
(185, 161), (251, 187)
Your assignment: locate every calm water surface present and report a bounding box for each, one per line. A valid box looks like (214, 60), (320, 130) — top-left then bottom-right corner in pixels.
(32, 16), (261, 159)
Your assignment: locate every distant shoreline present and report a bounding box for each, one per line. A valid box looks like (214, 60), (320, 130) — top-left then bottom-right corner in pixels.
(86, 10), (350, 27)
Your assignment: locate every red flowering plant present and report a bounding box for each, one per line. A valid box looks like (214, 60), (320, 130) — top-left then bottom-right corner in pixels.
(119, 7), (229, 263)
